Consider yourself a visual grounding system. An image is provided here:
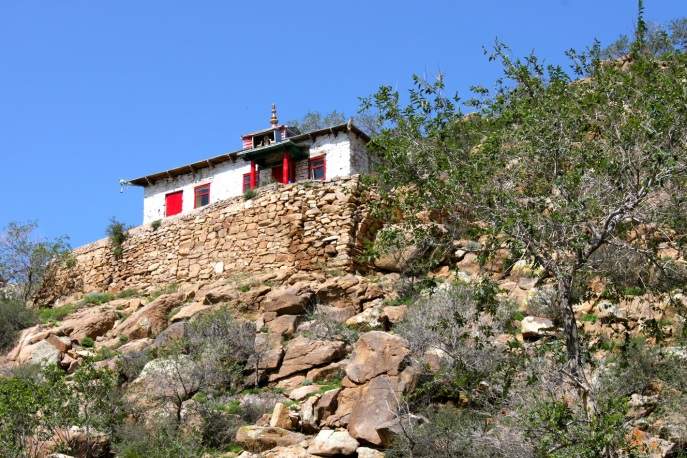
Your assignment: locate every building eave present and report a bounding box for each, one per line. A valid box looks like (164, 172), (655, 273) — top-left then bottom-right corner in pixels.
(126, 121), (370, 187)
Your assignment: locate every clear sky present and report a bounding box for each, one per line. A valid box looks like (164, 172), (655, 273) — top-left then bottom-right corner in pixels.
(1, 1), (685, 246)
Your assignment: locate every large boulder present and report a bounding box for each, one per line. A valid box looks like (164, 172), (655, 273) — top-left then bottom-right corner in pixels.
(125, 355), (200, 419)
(262, 288), (313, 315)
(57, 306), (117, 342)
(112, 292), (184, 339)
(261, 445), (316, 458)
(347, 375), (405, 446)
(356, 447), (385, 458)
(235, 426), (306, 453)
(169, 302), (210, 322)
(521, 316), (555, 340)
(26, 339), (62, 366)
(269, 336), (345, 381)
(308, 429), (359, 456)
(345, 331), (410, 384)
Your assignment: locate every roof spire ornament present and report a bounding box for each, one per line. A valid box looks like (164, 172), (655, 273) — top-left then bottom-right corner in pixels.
(270, 103), (278, 127)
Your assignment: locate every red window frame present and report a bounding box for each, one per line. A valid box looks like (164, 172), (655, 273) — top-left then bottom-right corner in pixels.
(194, 183), (210, 208)
(309, 155), (326, 181)
(242, 173), (251, 192)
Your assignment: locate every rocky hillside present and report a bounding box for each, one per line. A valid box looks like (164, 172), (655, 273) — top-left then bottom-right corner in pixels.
(2, 240), (686, 457)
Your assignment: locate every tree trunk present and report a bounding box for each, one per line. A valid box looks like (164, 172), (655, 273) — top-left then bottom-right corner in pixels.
(558, 275), (582, 374)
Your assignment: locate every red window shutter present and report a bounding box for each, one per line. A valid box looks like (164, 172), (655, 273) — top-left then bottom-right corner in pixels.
(165, 191), (183, 217)
(242, 173), (251, 192)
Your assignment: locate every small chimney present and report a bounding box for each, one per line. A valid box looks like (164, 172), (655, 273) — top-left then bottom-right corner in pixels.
(270, 103), (278, 127)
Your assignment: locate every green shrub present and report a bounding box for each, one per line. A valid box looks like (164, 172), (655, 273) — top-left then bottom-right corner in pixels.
(0, 299), (37, 351)
(37, 303), (78, 324)
(525, 397), (629, 458)
(147, 283), (179, 301)
(81, 336), (95, 348)
(106, 218), (129, 260)
(113, 420), (204, 458)
(83, 292), (114, 305)
(243, 189), (257, 200)
(387, 405), (532, 457)
(116, 288), (139, 299)
(150, 219), (162, 231)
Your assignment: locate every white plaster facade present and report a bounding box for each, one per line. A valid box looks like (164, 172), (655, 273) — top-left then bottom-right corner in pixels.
(135, 126), (370, 224)
(142, 159), (250, 223)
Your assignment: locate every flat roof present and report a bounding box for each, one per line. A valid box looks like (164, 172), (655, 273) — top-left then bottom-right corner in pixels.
(127, 121), (370, 186)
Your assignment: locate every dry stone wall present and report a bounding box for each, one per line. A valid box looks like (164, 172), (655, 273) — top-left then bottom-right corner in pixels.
(39, 177), (369, 305)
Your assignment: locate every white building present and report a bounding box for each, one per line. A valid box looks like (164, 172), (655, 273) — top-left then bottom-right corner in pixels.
(127, 106), (371, 224)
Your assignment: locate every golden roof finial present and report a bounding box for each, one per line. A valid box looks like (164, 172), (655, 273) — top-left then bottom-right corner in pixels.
(270, 103), (278, 127)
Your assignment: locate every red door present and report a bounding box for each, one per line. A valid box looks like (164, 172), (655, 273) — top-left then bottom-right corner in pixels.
(271, 165), (283, 183)
(165, 191), (183, 217)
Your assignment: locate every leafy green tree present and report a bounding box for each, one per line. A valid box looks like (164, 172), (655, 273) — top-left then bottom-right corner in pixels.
(363, 7), (687, 380)
(0, 221), (70, 303)
(287, 109), (381, 136)
(0, 298), (37, 351)
(602, 16), (687, 59)
(287, 110), (347, 132)
(0, 362), (123, 457)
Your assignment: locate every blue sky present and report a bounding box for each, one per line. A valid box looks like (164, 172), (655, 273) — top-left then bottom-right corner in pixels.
(1, 1), (686, 246)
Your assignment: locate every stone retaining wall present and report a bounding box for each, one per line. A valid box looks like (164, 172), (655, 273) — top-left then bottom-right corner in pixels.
(38, 176), (370, 305)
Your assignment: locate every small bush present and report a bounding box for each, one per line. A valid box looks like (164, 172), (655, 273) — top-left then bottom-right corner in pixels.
(185, 307), (256, 392)
(116, 289), (139, 299)
(80, 336), (95, 348)
(117, 350), (153, 382)
(150, 219), (162, 231)
(113, 420), (204, 458)
(387, 405), (532, 458)
(303, 306), (358, 346)
(147, 283), (179, 301)
(37, 303), (78, 324)
(106, 218), (129, 260)
(243, 189), (257, 200)
(83, 292), (114, 305)
(525, 287), (563, 325)
(0, 299), (37, 351)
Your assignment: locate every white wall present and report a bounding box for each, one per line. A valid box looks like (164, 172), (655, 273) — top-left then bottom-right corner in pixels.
(140, 131), (369, 224)
(142, 159), (250, 224)
(349, 134), (370, 175)
(307, 132), (352, 179)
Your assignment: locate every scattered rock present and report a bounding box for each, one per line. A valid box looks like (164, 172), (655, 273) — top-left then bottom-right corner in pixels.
(263, 288), (312, 315)
(113, 292), (185, 339)
(235, 426), (306, 453)
(57, 306), (117, 342)
(289, 385), (323, 401)
(46, 334), (72, 353)
(345, 306), (383, 330)
(169, 302), (211, 322)
(269, 402), (293, 429)
(347, 369), (417, 447)
(314, 388), (341, 422)
(356, 447), (385, 458)
(23, 339), (62, 366)
(308, 429), (359, 456)
(267, 314), (300, 337)
(269, 337), (345, 381)
(345, 331), (410, 384)
(520, 316), (555, 340)
(380, 305), (406, 325)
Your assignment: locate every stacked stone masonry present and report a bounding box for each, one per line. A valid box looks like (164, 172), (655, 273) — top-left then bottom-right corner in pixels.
(40, 177), (368, 305)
